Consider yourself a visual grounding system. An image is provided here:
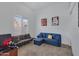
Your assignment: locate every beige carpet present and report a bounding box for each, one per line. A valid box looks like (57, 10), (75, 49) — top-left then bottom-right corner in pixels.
(18, 42), (73, 56)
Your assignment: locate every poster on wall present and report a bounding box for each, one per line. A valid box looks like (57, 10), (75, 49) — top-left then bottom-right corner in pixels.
(41, 18), (47, 26)
(52, 16), (59, 26)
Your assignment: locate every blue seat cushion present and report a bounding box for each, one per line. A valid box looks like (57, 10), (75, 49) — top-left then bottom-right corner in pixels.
(34, 38), (44, 46)
(34, 38), (43, 41)
(44, 38), (59, 45)
(41, 33), (46, 38)
(44, 38), (57, 42)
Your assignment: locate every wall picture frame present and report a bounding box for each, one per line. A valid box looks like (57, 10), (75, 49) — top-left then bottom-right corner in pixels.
(41, 18), (47, 26)
(52, 16), (59, 26)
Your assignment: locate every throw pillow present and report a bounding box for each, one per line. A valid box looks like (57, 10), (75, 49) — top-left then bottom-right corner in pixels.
(3, 37), (12, 46)
(48, 34), (52, 39)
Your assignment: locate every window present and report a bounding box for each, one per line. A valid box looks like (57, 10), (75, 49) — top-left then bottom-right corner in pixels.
(14, 16), (28, 35)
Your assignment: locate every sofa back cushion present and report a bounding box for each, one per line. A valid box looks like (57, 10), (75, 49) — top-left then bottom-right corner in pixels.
(41, 33), (46, 38)
(38, 33), (61, 40)
(37, 33), (42, 38)
(0, 34), (11, 46)
(23, 34), (31, 39)
(12, 34), (31, 43)
(19, 35), (24, 40)
(53, 34), (61, 40)
(12, 36), (19, 43)
(0, 34), (11, 40)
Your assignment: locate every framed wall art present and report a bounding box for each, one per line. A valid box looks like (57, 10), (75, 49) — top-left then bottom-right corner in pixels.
(52, 16), (59, 26)
(41, 18), (47, 26)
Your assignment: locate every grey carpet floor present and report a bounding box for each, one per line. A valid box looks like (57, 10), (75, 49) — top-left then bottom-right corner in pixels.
(18, 42), (73, 56)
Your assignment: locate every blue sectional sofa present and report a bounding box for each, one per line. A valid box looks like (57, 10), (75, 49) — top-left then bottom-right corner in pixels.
(34, 33), (61, 47)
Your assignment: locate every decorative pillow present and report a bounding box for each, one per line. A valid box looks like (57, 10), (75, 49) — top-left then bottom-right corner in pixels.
(48, 34), (52, 39)
(3, 37), (12, 46)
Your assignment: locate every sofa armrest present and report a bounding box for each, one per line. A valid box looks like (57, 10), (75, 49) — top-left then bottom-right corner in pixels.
(37, 33), (43, 38)
(54, 35), (61, 44)
(54, 35), (61, 39)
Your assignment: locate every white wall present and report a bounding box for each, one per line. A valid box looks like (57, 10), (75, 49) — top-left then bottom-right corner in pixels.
(69, 2), (79, 56)
(0, 2), (35, 37)
(35, 4), (71, 46)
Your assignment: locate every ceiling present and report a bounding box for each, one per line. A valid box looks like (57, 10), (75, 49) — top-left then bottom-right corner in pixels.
(22, 2), (71, 11)
(0, 2), (71, 12)
(23, 2), (53, 11)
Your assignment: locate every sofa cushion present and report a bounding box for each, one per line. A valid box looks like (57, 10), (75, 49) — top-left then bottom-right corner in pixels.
(0, 34), (11, 41)
(43, 38), (58, 43)
(12, 34), (33, 47)
(19, 35), (23, 40)
(41, 33), (46, 38)
(48, 34), (52, 39)
(3, 37), (12, 46)
(12, 36), (19, 43)
(16, 39), (31, 44)
(53, 34), (61, 40)
(23, 34), (31, 39)
(45, 40), (59, 46)
(35, 38), (43, 41)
